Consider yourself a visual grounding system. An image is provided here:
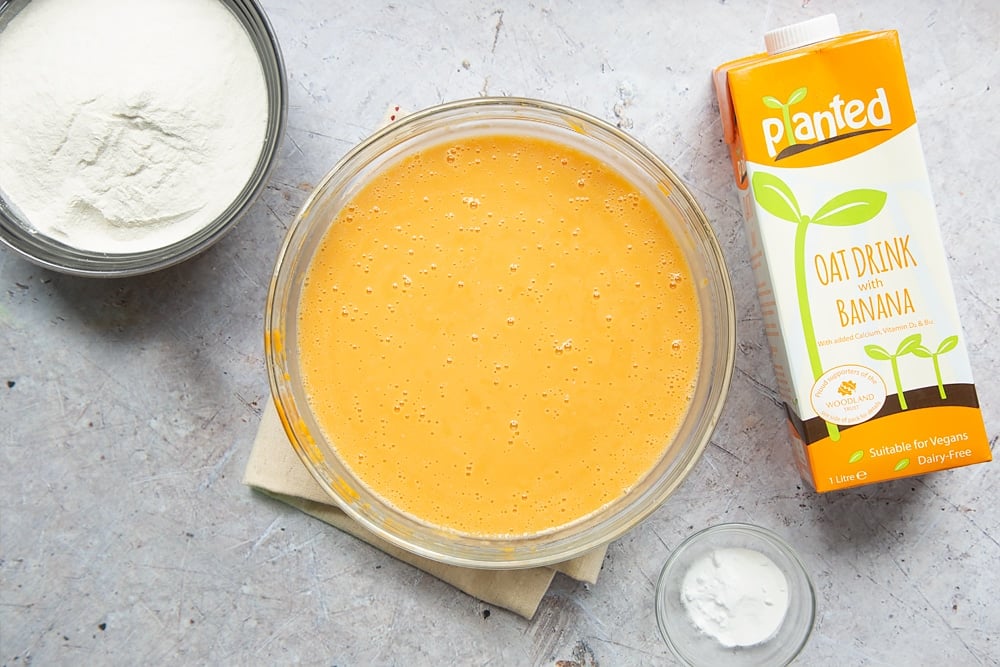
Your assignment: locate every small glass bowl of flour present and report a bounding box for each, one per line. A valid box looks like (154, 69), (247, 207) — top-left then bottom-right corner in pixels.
(656, 523), (816, 666)
(0, 0), (286, 277)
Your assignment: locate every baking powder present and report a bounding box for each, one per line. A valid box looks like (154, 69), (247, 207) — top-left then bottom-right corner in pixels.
(680, 547), (790, 647)
(0, 0), (268, 253)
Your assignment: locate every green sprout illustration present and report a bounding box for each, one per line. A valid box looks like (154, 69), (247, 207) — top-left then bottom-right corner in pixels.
(912, 335), (959, 399)
(751, 171), (887, 442)
(864, 334), (923, 410)
(763, 87), (807, 147)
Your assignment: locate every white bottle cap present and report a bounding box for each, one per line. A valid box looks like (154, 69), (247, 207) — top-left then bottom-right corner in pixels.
(764, 14), (840, 54)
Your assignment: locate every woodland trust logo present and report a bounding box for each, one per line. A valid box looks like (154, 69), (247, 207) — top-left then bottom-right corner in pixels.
(761, 86), (893, 159)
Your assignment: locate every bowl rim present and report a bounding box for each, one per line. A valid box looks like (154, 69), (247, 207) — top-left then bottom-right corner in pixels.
(265, 96), (737, 568)
(0, 0), (288, 278)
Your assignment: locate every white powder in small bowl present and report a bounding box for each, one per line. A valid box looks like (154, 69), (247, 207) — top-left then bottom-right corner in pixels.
(680, 547), (790, 648)
(0, 0), (268, 254)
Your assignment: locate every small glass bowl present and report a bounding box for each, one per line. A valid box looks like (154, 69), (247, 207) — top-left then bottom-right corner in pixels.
(0, 0), (287, 277)
(656, 523), (816, 666)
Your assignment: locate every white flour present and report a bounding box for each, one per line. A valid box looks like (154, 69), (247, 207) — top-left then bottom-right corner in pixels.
(680, 547), (790, 647)
(0, 0), (268, 253)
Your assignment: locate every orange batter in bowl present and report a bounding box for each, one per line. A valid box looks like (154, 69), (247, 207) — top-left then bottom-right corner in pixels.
(297, 133), (701, 537)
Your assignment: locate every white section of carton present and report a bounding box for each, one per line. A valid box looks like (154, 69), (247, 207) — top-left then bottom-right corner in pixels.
(747, 126), (974, 421)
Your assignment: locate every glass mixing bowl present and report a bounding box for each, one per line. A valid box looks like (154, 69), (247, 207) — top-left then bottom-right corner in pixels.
(266, 98), (735, 568)
(0, 0), (287, 277)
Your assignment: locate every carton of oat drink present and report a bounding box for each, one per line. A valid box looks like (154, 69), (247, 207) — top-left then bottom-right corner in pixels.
(713, 15), (991, 491)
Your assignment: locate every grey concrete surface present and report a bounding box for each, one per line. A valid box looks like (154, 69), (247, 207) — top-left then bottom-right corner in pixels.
(2, 1), (998, 665)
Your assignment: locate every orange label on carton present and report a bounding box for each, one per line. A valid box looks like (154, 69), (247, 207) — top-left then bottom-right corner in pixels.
(804, 406), (990, 492)
(725, 32), (917, 168)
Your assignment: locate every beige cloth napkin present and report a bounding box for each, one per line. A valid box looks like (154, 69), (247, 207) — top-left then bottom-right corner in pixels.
(242, 398), (608, 619)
